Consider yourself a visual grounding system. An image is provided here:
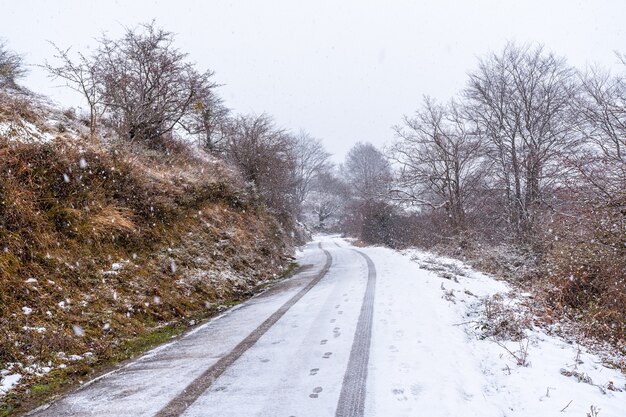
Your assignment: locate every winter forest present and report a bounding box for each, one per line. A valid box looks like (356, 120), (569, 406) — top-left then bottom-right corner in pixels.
(0, 10), (625, 417)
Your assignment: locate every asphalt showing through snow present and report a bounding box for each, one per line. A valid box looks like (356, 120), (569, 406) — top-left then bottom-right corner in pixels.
(28, 238), (378, 417)
(335, 250), (376, 417)
(154, 244), (333, 417)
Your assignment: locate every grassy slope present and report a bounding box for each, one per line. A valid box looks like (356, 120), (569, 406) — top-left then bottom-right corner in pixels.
(0, 94), (295, 415)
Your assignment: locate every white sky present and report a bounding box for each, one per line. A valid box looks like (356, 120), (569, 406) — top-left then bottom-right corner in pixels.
(1, 0), (625, 161)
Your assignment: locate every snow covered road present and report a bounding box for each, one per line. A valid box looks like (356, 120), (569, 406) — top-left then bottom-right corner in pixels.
(28, 236), (625, 417)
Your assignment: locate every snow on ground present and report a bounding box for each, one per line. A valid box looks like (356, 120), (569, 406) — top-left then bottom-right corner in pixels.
(0, 120), (56, 143)
(3, 236), (624, 416)
(359, 242), (625, 417)
(0, 363), (22, 398)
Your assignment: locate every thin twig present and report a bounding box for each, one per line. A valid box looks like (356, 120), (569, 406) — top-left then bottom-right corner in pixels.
(453, 320), (479, 326)
(560, 400), (573, 412)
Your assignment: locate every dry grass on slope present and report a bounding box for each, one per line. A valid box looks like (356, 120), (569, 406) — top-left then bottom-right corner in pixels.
(0, 96), (294, 415)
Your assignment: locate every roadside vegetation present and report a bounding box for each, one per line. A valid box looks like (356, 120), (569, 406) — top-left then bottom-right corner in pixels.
(0, 24), (331, 415)
(307, 43), (625, 367)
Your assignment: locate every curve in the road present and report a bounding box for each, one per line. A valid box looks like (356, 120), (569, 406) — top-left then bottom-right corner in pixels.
(335, 249), (376, 417)
(154, 244), (333, 417)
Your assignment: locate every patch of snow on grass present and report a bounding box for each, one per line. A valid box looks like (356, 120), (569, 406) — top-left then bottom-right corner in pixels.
(111, 262), (125, 271)
(0, 373), (22, 397)
(22, 326), (46, 333)
(72, 324), (85, 337)
(0, 120), (56, 143)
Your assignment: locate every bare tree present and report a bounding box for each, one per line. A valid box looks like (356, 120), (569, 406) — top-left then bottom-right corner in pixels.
(391, 97), (485, 233)
(342, 142), (394, 243)
(291, 131), (332, 212)
(44, 43), (104, 138)
(343, 142), (392, 201)
(464, 42), (578, 242)
(180, 82), (230, 152)
(575, 61), (626, 197)
(304, 170), (347, 229)
(0, 39), (26, 89)
(224, 114), (298, 217)
(95, 22), (213, 145)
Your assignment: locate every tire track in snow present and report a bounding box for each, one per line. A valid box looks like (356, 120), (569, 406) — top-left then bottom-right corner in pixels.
(154, 243), (333, 417)
(335, 249), (376, 417)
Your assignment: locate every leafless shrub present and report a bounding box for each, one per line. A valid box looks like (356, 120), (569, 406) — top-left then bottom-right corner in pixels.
(543, 190), (626, 343)
(45, 22), (218, 147)
(44, 43), (104, 138)
(223, 114), (298, 219)
(478, 294), (529, 341)
(96, 22), (214, 145)
(496, 338), (530, 367)
(587, 405), (600, 417)
(0, 39), (26, 89)
(180, 83), (230, 153)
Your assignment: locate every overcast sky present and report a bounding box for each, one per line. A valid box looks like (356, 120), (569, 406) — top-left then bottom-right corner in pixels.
(2, 0), (625, 161)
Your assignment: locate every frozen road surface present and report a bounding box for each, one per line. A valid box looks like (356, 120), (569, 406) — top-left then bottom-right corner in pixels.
(29, 236), (626, 417)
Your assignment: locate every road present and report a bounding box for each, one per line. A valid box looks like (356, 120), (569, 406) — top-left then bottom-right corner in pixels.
(26, 235), (626, 417)
(28, 236), (383, 416)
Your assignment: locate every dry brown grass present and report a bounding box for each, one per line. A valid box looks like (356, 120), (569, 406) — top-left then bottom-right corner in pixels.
(540, 198), (626, 347)
(89, 205), (137, 237)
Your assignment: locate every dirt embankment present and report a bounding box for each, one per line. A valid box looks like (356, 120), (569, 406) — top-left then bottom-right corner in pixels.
(0, 93), (295, 415)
